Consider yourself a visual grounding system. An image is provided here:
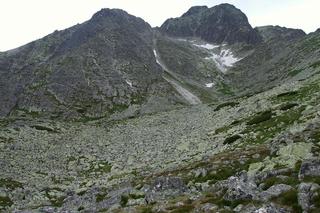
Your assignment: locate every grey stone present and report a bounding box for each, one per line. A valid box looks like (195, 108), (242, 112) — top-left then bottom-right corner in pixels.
(197, 203), (219, 212)
(145, 176), (187, 204)
(298, 182), (320, 212)
(299, 159), (320, 180)
(260, 184), (293, 201)
(223, 172), (260, 201)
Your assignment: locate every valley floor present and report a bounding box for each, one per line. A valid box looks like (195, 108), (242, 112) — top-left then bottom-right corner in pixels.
(1, 73), (320, 212)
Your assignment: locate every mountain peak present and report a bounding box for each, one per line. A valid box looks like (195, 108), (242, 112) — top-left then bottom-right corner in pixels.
(214, 3), (238, 9)
(160, 4), (262, 45)
(92, 8), (128, 17)
(181, 6), (208, 17)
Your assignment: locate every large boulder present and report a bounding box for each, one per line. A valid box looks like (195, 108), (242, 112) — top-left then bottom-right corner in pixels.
(223, 172), (260, 201)
(260, 184), (294, 201)
(298, 182), (320, 212)
(299, 159), (320, 180)
(145, 176), (187, 204)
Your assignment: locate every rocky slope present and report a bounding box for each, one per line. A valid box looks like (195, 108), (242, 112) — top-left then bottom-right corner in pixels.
(1, 65), (319, 212)
(0, 3), (320, 213)
(228, 28), (320, 96)
(256, 25), (306, 42)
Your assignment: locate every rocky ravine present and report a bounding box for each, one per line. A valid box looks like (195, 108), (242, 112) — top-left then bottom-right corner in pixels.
(153, 48), (201, 105)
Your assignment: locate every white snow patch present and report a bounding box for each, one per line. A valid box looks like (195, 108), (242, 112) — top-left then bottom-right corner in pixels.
(126, 80), (133, 87)
(254, 207), (268, 213)
(193, 43), (219, 50)
(176, 38), (188, 42)
(184, 40), (242, 73)
(219, 49), (241, 67)
(205, 83), (215, 88)
(153, 49), (162, 65)
(204, 48), (242, 73)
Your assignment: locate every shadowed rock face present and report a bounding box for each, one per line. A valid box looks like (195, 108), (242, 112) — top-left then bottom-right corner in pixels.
(0, 9), (177, 119)
(160, 4), (262, 45)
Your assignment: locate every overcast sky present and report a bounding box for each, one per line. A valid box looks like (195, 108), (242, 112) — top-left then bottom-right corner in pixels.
(0, 0), (319, 51)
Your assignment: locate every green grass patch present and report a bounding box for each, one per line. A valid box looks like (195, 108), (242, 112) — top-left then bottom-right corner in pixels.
(169, 204), (194, 213)
(273, 80), (320, 105)
(0, 196), (13, 209)
(310, 61), (320, 69)
(276, 91), (298, 98)
(136, 206), (153, 213)
(223, 134), (242, 145)
(288, 69), (304, 77)
(191, 157), (263, 185)
(215, 126), (232, 134)
(44, 188), (66, 207)
(120, 195), (129, 207)
(214, 102), (239, 112)
(129, 193), (145, 200)
(301, 176), (320, 185)
(202, 193), (259, 209)
(247, 110), (274, 125)
(80, 161), (112, 177)
(279, 103), (299, 111)
(271, 189), (302, 213)
(312, 189), (320, 209)
(78, 206), (85, 211)
(311, 130), (320, 142)
(193, 167), (235, 184)
(96, 193), (107, 202)
(0, 178), (23, 190)
(217, 82), (234, 96)
(242, 106), (305, 144)
(260, 176), (299, 190)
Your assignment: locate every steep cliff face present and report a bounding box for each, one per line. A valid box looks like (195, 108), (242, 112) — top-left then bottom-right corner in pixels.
(160, 4), (262, 45)
(0, 9), (179, 119)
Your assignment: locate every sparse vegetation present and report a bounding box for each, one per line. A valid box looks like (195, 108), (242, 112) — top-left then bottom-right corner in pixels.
(214, 102), (239, 111)
(120, 195), (129, 207)
(0, 196), (13, 209)
(260, 176), (299, 190)
(272, 189), (302, 213)
(247, 110), (274, 125)
(44, 188), (66, 207)
(288, 68), (304, 77)
(276, 91), (298, 98)
(279, 103), (299, 111)
(223, 134), (242, 144)
(0, 178), (23, 190)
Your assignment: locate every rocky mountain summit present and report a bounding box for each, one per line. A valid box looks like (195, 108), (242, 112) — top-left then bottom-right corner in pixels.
(160, 4), (262, 45)
(0, 3), (320, 213)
